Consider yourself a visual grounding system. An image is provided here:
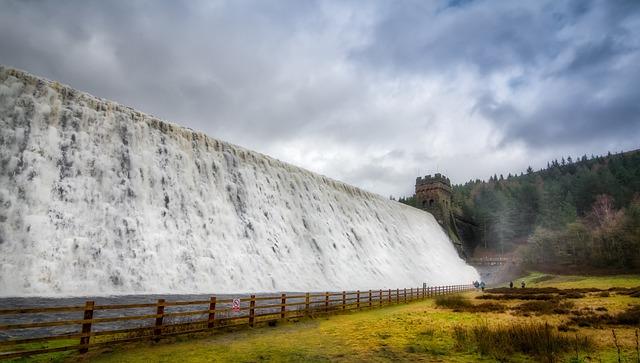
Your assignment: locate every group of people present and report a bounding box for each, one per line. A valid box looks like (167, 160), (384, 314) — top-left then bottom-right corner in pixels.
(472, 280), (486, 291)
(473, 280), (527, 291)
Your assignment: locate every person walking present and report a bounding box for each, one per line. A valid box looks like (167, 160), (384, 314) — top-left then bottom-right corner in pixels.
(480, 281), (486, 292)
(509, 281), (513, 289)
(521, 280), (526, 288)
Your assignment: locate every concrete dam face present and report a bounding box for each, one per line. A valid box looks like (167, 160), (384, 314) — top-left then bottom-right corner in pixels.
(0, 67), (479, 297)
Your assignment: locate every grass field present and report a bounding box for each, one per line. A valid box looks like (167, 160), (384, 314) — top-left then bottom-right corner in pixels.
(9, 273), (640, 362)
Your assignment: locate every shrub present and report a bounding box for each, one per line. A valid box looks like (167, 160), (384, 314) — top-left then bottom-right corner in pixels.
(452, 322), (593, 361)
(561, 292), (585, 299)
(435, 295), (471, 310)
(616, 305), (640, 325)
(568, 305), (640, 327)
(436, 295), (506, 313)
(477, 293), (556, 301)
(515, 300), (574, 315)
(470, 302), (506, 313)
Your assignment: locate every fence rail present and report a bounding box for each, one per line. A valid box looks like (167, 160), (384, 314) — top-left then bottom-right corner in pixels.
(0, 284), (474, 360)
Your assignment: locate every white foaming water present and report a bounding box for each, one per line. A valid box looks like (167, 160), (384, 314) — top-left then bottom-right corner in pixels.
(0, 67), (479, 297)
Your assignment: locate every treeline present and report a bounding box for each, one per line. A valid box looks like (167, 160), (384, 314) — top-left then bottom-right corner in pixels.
(401, 149), (640, 271)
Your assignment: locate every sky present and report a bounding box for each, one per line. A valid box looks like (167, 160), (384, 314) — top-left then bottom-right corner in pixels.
(1, 0), (639, 197)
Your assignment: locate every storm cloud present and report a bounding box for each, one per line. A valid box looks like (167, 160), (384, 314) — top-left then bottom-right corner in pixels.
(1, 0), (638, 197)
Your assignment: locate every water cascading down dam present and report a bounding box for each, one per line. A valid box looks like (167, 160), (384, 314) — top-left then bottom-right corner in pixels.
(0, 66), (479, 297)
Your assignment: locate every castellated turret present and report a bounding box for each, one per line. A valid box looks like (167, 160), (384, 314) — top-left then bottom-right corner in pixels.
(415, 173), (452, 224)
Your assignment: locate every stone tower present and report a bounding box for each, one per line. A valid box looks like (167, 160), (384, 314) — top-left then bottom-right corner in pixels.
(415, 173), (478, 259)
(415, 173), (452, 225)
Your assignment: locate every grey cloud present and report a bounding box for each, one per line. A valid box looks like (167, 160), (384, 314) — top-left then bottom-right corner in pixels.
(1, 0), (639, 197)
(358, 0), (640, 150)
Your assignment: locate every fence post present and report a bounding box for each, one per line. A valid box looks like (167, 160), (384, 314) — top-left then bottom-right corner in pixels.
(368, 290), (372, 308)
(388, 289), (391, 304)
(79, 300), (94, 353)
(325, 292), (330, 312)
(208, 296), (216, 329)
(154, 299), (165, 342)
(305, 293), (310, 316)
(396, 288), (399, 304)
(379, 289), (382, 307)
(356, 290), (360, 310)
(281, 293), (286, 319)
(404, 288), (407, 303)
(249, 295), (256, 327)
(342, 291), (346, 310)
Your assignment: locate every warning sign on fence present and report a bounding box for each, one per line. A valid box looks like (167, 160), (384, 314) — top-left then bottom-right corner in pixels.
(232, 298), (241, 312)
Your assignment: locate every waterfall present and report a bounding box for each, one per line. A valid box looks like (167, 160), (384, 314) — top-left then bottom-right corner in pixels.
(0, 66), (478, 297)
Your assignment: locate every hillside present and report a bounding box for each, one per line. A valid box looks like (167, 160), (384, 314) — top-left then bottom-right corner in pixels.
(402, 149), (640, 271)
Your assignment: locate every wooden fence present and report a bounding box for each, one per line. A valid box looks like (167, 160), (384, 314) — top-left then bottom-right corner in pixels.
(0, 284), (473, 360)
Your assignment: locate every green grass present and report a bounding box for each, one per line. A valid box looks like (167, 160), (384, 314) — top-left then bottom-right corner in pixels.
(59, 301), (501, 363)
(0, 339), (76, 363)
(516, 272), (640, 289)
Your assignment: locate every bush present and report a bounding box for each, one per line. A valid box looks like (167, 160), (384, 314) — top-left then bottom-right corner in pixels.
(469, 302), (506, 313)
(435, 295), (506, 313)
(561, 292), (585, 299)
(452, 322), (593, 361)
(477, 293), (555, 301)
(568, 305), (640, 327)
(435, 295), (471, 310)
(616, 305), (640, 325)
(515, 300), (574, 315)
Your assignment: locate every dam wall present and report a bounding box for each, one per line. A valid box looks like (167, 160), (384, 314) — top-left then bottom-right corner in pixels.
(0, 66), (478, 296)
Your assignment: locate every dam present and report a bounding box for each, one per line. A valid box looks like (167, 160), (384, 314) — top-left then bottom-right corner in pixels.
(0, 66), (479, 297)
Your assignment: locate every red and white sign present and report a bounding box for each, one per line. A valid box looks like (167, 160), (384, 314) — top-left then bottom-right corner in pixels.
(232, 298), (241, 312)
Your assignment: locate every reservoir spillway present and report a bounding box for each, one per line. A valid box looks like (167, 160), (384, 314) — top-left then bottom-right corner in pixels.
(0, 66), (478, 297)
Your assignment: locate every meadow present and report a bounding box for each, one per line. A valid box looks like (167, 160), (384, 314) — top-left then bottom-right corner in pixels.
(10, 273), (640, 363)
